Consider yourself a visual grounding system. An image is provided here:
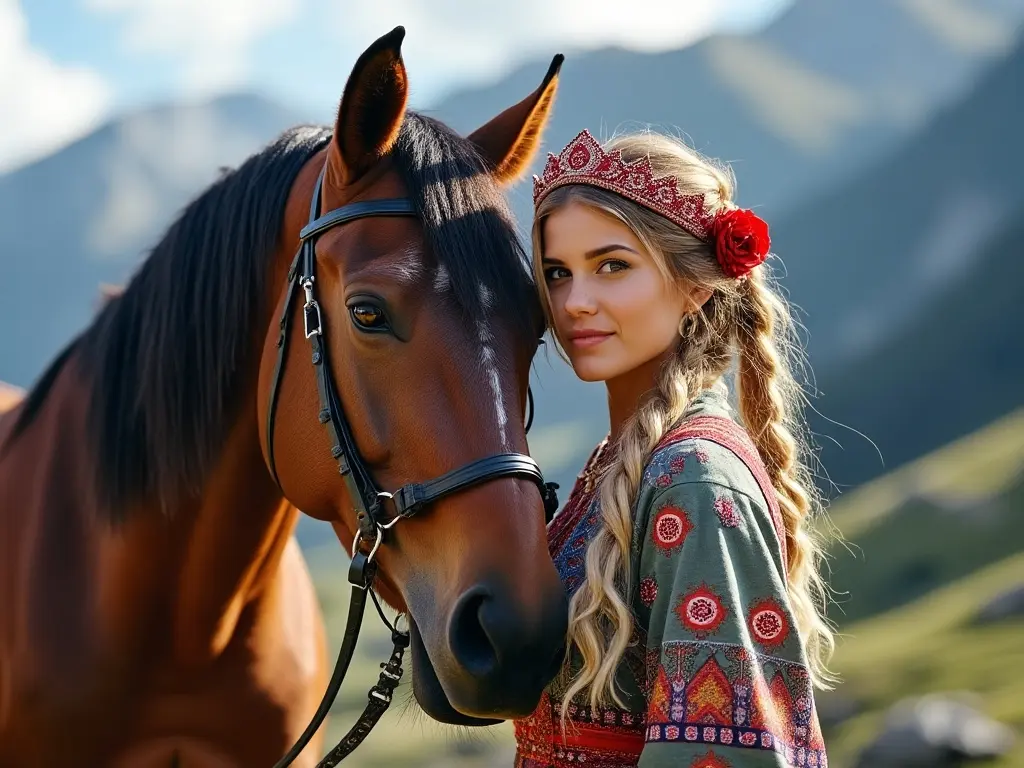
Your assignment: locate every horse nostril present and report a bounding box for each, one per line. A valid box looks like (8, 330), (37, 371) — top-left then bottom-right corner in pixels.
(448, 585), (498, 679)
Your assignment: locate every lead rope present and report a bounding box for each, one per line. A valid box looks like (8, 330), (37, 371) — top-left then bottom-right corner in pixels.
(315, 589), (410, 767)
(271, 540), (410, 768)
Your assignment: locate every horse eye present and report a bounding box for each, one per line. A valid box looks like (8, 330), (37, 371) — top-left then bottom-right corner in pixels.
(349, 303), (388, 331)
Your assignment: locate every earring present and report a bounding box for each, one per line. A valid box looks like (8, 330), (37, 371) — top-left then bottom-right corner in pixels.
(678, 314), (692, 338)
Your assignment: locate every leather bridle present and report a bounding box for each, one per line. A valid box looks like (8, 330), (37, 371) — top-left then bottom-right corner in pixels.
(266, 162), (559, 766)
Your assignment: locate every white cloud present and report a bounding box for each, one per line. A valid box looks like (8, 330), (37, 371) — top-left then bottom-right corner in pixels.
(329, 1), (724, 103)
(0, 0), (111, 173)
(85, 0), (300, 92)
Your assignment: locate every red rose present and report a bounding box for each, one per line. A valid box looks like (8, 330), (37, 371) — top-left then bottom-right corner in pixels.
(709, 208), (771, 278)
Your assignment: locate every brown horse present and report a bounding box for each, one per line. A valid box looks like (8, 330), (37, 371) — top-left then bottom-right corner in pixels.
(0, 27), (567, 768)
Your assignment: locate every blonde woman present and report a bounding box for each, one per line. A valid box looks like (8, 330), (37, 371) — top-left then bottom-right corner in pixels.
(514, 129), (833, 768)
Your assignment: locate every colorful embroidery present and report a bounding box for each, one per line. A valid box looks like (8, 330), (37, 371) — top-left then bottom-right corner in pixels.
(677, 584), (727, 636)
(714, 496), (740, 527)
(551, 499), (600, 598)
(690, 751), (731, 768)
(652, 503), (693, 554)
(514, 692), (646, 768)
(660, 415), (789, 574)
(639, 575), (659, 607)
(645, 640), (827, 767)
(642, 439), (707, 489)
(748, 598), (790, 650)
(520, 409), (826, 768)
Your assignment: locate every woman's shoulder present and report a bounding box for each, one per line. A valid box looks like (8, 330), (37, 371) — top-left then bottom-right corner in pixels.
(632, 404), (790, 577)
(639, 423), (766, 509)
(640, 383), (773, 503)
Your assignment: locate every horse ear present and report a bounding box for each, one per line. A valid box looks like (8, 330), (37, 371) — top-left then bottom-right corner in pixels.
(328, 26), (409, 186)
(467, 54), (564, 185)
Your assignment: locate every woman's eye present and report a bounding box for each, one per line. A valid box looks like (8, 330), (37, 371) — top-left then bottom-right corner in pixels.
(544, 266), (570, 281)
(349, 304), (388, 331)
(597, 259), (629, 274)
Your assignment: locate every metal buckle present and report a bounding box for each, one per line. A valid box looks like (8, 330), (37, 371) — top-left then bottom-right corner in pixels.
(301, 277), (322, 338)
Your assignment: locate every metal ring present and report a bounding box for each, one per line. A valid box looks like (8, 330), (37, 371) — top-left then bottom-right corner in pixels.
(377, 491), (402, 529)
(365, 525), (384, 563)
(394, 613), (409, 634)
(350, 522), (384, 563)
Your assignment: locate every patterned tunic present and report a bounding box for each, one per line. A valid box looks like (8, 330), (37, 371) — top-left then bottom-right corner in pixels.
(514, 386), (827, 767)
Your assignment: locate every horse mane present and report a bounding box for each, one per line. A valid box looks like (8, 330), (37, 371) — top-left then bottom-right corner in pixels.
(9, 113), (539, 523)
(10, 125), (332, 520)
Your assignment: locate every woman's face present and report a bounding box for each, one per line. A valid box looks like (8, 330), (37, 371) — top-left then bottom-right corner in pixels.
(540, 201), (692, 384)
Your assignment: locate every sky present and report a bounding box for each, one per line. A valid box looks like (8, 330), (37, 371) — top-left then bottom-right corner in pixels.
(0, 0), (792, 173)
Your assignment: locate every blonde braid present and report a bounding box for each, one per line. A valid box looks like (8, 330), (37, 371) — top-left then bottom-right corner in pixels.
(735, 267), (836, 686)
(560, 356), (693, 716)
(559, 302), (733, 717)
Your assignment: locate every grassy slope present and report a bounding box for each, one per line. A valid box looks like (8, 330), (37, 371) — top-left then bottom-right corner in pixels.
(818, 407), (1024, 765)
(824, 553), (1024, 767)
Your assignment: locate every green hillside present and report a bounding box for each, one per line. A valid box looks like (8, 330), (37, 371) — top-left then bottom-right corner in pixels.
(818, 407), (1024, 765)
(823, 553), (1024, 767)
(824, 406), (1024, 624)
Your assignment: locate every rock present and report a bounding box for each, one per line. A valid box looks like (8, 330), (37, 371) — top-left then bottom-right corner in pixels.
(855, 692), (1016, 767)
(974, 583), (1024, 624)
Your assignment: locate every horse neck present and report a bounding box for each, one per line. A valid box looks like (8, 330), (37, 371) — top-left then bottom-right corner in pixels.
(164, 383), (299, 664)
(22, 350), (297, 666)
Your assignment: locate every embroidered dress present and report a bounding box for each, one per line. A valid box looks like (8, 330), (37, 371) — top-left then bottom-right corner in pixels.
(514, 385), (827, 767)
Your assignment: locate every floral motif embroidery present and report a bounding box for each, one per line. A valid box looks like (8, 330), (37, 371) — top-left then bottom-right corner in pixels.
(677, 584), (726, 636)
(748, 598), (790, 650)
(652, 503), (693, 555)
(646, 640), (827, 767)
(642, 440), (710, 489)
(639, 576), (659, 607)
(714, 496), (740, 528)
(690, 750), (731, 767)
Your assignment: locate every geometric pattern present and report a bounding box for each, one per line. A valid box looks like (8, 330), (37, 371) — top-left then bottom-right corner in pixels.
(646, 641), (828, 767)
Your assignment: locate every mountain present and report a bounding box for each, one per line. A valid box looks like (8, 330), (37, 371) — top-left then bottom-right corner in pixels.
(0, 93), (306, 386)
(432, 0), (1024, 220)
(810, 202), (1024, 489)
(2, 1), (1022, 503)
(766, 35), (1024, 487)
(773, 30), (1024, 371)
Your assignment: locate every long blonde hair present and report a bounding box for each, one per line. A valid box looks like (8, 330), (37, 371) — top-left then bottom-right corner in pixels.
(531, 131), (835, 713)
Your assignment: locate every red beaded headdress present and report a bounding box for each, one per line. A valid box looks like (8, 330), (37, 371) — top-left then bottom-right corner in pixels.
(532, 129), (771, 279)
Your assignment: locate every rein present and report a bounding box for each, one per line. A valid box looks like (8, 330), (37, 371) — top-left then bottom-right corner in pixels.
(266, 163), (559, 766)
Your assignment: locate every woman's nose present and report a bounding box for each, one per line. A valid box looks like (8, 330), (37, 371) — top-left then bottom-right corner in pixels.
(562, 277), (596, 317)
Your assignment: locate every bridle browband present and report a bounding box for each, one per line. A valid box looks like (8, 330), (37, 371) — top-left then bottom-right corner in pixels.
(266, 162), (559, 767)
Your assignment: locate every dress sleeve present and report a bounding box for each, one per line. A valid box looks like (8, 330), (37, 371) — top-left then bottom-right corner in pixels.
(633, 449), (826, 768)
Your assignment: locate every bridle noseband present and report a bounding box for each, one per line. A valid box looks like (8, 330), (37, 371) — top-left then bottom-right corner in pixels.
(266, 163), (559, 767)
